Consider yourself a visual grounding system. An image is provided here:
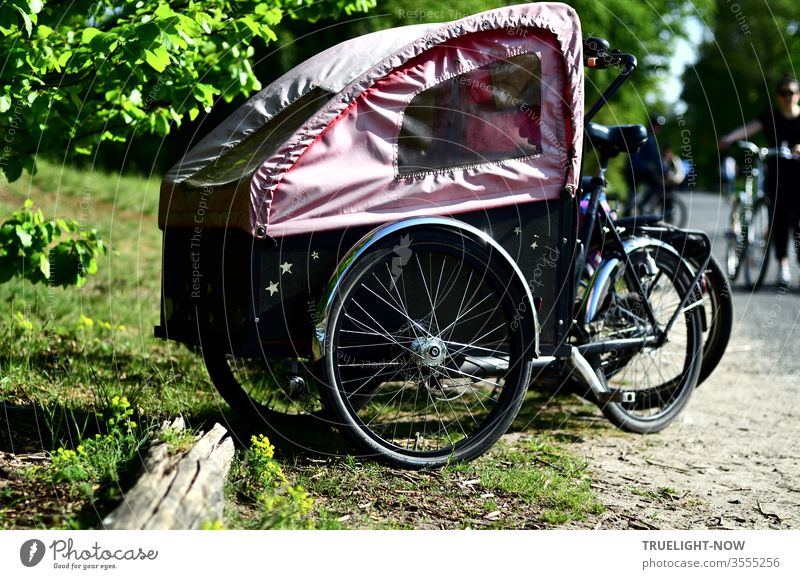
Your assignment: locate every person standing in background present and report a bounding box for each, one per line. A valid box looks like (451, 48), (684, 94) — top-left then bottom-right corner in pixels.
(720, 75), (800, 287)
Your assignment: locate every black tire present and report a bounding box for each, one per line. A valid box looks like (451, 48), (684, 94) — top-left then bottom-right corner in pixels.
(321, 228), (534, 468)
(589, 243), (704, 433)
(741, 197), (771, 290)
(725, 203), (743, 283)
(201, 345), (327, 429)
(695, 254), (733, 386)
(664, 194), (688, 228)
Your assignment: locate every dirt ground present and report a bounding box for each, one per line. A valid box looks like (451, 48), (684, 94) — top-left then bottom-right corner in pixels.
(558, 194), (800, 530)
(561, 215), (800, 531)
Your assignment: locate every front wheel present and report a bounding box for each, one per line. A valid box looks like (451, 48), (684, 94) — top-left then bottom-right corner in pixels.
(201, 344), (326, 430)
(741, 198), (771, 289)
(725, 203), (743, 282)
(588, 243), (704, 433)
(321, 228), (535, 468)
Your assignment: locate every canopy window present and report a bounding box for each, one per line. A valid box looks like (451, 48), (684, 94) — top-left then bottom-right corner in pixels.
(397, 53), (543, 176)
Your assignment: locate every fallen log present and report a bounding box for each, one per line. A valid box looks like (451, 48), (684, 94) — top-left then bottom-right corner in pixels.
(102, 417), (234, 530)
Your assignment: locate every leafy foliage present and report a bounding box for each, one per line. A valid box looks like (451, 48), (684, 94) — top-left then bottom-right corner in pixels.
(0, 0), (376, 181)
(0, 199), (106, 287)
(680, 0), (800, 186)
(231, 434), (314, 529)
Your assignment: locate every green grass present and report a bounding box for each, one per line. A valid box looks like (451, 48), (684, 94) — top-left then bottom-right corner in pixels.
(0, 161), (612, 530)
(0, 161), (222, 529)
(473, 437), (606, 526)
(2, 396), (149, 529)
(0, 160), (220, 423)
(631, 486), (684, 504)
(157, 424), (200, 456)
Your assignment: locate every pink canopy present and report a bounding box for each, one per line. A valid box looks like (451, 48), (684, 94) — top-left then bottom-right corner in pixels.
(160, 2), (584, 238)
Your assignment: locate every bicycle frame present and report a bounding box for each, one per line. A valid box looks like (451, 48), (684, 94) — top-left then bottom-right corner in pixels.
(574, 45), (710, 360)
(575, 173), (709, 356)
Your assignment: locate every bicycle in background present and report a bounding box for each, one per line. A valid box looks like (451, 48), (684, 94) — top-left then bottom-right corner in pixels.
(724, 141), (795, 289)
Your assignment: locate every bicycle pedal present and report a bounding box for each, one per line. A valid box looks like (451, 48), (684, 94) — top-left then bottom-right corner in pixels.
(596, 389), (636, 404)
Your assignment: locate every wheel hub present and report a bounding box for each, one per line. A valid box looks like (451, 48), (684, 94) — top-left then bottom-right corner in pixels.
(410, 337), (447, 367)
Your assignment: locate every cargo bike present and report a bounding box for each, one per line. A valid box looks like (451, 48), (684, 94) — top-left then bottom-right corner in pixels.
(156, 3), (719, 468)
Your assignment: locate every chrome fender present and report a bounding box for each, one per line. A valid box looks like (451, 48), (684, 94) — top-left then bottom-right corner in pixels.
(312, 217), (540, 361)
(583, 237), (683, 325)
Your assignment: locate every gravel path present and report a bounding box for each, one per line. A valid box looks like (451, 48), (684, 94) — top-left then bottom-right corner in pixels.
(568, 192), (800, 529)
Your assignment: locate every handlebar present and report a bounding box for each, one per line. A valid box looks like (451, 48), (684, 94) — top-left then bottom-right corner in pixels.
(582, 36), (637, 125)
(584, 50), (637, 70)
(734, 140), (798, 160)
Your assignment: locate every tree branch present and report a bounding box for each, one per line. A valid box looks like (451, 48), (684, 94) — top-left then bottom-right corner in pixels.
(31, 66), (98, 90)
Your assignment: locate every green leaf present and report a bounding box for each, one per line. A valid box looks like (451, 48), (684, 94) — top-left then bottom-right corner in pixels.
(144, 46), (170, 72)
(83, 256), (98, 275)
(57, 50), (72, 68)
(0, 94), (11, 113)
(89, 31), (118, 53)
(49, 243), (79, 287)
(192, 83), (217, 107)
(0, 257), (15, 284)
(39, 251), (49, 277)
(1, 158), (23, 183)
(35, 23), (52, 38)
(15, 225), (32, 247)
(151, 112), (170, 136)
(16, 6), (32, 36)
(81, 28), (101, 44)
(155, 4), (177, 19)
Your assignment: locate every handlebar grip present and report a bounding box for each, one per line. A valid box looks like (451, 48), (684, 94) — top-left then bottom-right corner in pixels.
(584, 52), (637, 70)
(584, 36), (610, 57)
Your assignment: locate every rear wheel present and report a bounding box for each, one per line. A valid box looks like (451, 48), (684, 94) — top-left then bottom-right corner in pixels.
(695, 254), (733, 386)
(663, 194), (688, 228)
(322, 228), (534, 468)
(588, 244), (704, 433)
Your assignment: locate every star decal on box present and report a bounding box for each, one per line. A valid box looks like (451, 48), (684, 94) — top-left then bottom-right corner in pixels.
(311, 251), (319, 260)
(531, 234), (539, 250)
(266, 281), (279, 296)
(514, 226), (521, 235)
(280, 261), (293, 274)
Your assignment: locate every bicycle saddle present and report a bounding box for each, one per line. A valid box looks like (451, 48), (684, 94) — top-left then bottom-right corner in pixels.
(585, 122), (648, 157)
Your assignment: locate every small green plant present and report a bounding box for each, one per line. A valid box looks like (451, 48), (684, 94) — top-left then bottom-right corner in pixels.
(47, 396), (143, 489)
(158, 426), (198, 456)
(0, 200), (106, 288)
(232, 434), (314, 529)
